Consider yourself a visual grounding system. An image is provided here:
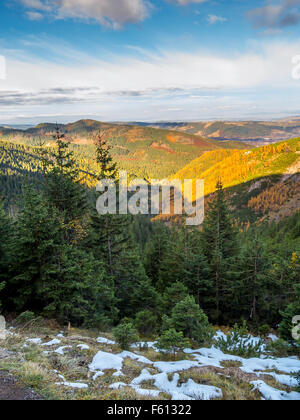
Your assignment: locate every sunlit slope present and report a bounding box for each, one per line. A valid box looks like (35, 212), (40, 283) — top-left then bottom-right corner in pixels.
(0, 119), (249, 179)
(171, 138), (300, 197)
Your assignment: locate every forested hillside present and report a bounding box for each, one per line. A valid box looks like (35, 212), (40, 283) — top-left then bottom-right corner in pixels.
(170, 138), (300, 223)
(0, 130), (299, 401)
(137, 119), (300, 144)
(0, 119), (249, 180)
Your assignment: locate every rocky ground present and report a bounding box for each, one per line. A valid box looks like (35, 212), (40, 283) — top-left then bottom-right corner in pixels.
(0, 371), (43, 400)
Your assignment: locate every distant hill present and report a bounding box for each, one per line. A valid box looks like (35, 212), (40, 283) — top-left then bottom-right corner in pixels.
(131, 119), (300, 145)
(0, 119), (249, 179)
(169, 138), (300, 224)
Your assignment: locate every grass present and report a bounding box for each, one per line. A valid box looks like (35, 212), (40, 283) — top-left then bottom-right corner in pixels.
(0, 325), (299, 400)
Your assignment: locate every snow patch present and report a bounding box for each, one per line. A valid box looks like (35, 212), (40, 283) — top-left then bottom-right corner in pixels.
(251, 380), (300, 401)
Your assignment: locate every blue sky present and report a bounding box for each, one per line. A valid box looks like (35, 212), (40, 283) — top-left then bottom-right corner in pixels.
(1, 0), (300, 124)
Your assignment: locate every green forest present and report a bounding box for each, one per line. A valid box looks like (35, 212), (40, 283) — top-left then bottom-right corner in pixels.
(0, 129), (299, 356)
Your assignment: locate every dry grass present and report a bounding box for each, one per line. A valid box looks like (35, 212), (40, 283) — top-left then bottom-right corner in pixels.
(1, 326), (299, 400)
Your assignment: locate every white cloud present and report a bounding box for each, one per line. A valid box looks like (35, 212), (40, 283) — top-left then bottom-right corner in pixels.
(1, 38), (300, 121)
(19, 0), (150, 27)
(207, 14), (227, 25)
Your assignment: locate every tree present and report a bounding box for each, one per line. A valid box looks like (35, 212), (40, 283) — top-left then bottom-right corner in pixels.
(161, 282), (189, 315)
(169, 295), (214, 345)
(6, 188), (63, 312)
(94, 131), (118, 180)
(280, 283), (300, 343)
(113, 322), (139, 350)
(156, 329), (191, 359)
(43, 126), (87, 243)
(113, 240), (159, 318)
(0, 201), (12, 309)
(144, 222), (169, 287)
(201, 181), (238, 323)
(135, 310), (158, 336)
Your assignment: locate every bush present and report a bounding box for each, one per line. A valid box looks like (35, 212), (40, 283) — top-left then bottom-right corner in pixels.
(113, 322), (139, 350)
(170, 296), (214, 345)
(258, 324), (270, 337)
(156, 329), (191, 358)
(14, 311), (40, 326)
(294, 371), (300, 392)
(135, 310), (157, 336)
(216, 326), (264, 358)
(265, 338), (300, 358)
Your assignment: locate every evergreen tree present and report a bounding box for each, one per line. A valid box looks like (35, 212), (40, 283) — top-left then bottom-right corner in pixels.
(0, 201), (12, 309)
(113, 239), (159, 318)
(169, 295), (214, 345)
(144, 222), (170, 287)
(161, 282), (189, 315)
(156, 329), (191, 358)
(44, 126), (87, 243)
(6, 188), (63, 312)
(201, 181), (238, 323)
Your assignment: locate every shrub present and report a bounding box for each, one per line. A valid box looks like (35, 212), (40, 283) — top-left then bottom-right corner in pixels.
(265, 338), (300, 358)
(135, 310), (157, 336)
(14, 311), (39, 326)
(258, 324), (270, 337)
(170, 296), (214, 345)
(156, 329), (191, 358)
(294, 371), (300, 392)
(113, 322), (139, 350)
(216, 326), (264, 358)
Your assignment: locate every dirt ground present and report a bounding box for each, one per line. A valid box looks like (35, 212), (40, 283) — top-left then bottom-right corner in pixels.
(0, 371), (43, 400)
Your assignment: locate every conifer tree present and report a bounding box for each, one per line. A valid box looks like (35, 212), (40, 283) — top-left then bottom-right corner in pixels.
(7, 187), (63, 312)
(144, 222), (170, 287)
(0, 201), (12, 309)
(169, 295), (214, 344)
(44, 126), (87, 243)
(201, 181), (238, 323)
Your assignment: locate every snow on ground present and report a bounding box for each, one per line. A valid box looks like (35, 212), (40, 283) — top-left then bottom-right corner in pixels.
(77, 344), (90, 351)
(268, 334), (279, 342)
(154, 360), (199, 374)
(89, 351), (124, 377)
(132, 369), (222, 400)
(41, 339), (61, 347)
(96, 337), (116, 345)
(184, 346), (300, 376)
(257, 372), (299, 387)
(21, 333), (300, 400)
(117, 350), (152, 365)
(132, 342), (159, 352)
(251, 381), (300, 401)
(26, 338), (42, 345)
(54, 346), (72, 355)
(56, 381), (88, 389)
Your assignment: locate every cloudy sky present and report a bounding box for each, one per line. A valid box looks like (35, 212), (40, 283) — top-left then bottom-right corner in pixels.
(1, 0), (300, 124)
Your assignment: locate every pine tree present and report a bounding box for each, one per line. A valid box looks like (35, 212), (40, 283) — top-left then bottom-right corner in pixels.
(44, 126), (88, 243)
(0, 201), (12, 309)
(201, 181), (238, 324)
(156, 329), (191, 358)
(7, 187), (63, 312)
(113, 239), (159, 318)
(144, 222), (170, 287)
(169, 295), (214, 345)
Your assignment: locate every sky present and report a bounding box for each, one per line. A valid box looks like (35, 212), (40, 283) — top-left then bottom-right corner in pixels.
(1, 0), (300, 124)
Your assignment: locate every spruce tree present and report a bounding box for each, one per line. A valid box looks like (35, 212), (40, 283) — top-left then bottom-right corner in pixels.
(169, 295), (214, 344)
(44, 126), (87, 243)
(144, 222), (170, 287)
(7, 187), (63, 312)
(0, 201), (12, 309)
(201, 181), (238, 324)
